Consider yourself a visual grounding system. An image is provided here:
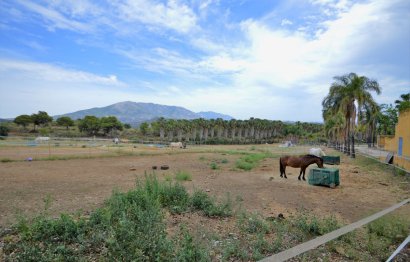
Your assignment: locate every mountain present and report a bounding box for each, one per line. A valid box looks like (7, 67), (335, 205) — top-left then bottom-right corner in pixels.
(0, 118), (12, 123)
(54, 101), (234, 126)
(196, 111), (233, 120)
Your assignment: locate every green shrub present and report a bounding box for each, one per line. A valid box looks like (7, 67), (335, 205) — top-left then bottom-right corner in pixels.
(235, 153), (270, 171)
(210, 162), (219, 170)
(175, 171), (192, 181)
(191, 191), (213, 211)
(293, 213), (339, 236)
(174, 226), (210, 261)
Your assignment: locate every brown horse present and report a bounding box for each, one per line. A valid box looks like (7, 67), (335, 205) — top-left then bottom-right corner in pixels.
(279, 154), (324, 181)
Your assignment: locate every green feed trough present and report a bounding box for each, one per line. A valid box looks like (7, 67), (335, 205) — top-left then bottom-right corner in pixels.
(322, 155), (340, 165)
(308, 168), (340, 188)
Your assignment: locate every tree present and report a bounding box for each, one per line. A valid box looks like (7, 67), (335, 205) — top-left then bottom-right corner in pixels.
(322, 73), (381, 158)
(124, 123), (132, 129)
(31, 111), (53, 131)
(377, 104), (398, 135)
(0, 125), (9, 136)
(56, 116), (74, 130)
(139, 122), (150, 136)
(78, 116), (101, 136)
(395, 93), (410, 113)
(157, 117), (166, 141)
(14, 114), (33, 129)
(100, 116), (123, 136)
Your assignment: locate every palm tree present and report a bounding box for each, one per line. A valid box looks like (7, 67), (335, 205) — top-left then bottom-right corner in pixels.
(215, 118), (224, 140)
(395, 93), (410, 113)
(229, 119), (237, 141)
(322, 73), (381, 158)
(157, 117), (166, 142)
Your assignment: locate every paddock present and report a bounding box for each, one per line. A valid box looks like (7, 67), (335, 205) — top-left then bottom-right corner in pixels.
(0, 144), (408, 228)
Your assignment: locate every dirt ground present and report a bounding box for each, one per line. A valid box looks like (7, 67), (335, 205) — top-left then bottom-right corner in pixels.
(0, 145), (409, 229)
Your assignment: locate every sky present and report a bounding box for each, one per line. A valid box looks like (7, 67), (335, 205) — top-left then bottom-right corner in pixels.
(0, 0), (409, 122)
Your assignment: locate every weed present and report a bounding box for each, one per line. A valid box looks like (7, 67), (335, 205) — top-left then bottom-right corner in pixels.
(221, 158), (229, 164)
(191, 190), (213, 211)
(174, 226), (210, 261)
(235, 153), (271, 171)
(175, 171), (192, 181)
(210, 162), (219, 170)
(238, 213), (270, 234)
(1, 158), (12, 163)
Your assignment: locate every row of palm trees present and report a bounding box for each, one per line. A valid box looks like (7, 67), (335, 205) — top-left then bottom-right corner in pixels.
(322, 73), (381, 157)
(148, 117), (323, 144)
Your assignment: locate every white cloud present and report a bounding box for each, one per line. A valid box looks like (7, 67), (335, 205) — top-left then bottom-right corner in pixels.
(114, 0), (198, 34)
(0, 59), (124, 85)
(16, 0), (92, 32)
(281, 19), (293, 26)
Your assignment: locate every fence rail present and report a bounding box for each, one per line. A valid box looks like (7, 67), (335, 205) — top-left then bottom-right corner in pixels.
(259, 199), (410, 262)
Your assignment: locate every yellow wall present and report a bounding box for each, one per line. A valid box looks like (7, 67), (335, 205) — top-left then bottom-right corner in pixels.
(382, 110), (410, 171)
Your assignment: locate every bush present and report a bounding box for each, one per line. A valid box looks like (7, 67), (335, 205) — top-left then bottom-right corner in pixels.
(236, 153), (270, 171)
(175, 171), (192, 181)
(0, 125), (9, 136)
(293, 213), (339, 236)
(210, 162), (219, 170)
(4, 174), (235, 261)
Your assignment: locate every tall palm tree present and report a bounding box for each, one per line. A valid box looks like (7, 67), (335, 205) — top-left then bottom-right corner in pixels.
(322, 73), (381, 158)
(395, 93), (410, 112)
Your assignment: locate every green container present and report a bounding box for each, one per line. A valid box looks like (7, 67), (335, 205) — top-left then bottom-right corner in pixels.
(308, 168), (340, 188)
(322, 155), (340, 165)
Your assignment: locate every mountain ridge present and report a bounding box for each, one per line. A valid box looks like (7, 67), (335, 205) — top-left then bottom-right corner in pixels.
(54, 101), (234, 126)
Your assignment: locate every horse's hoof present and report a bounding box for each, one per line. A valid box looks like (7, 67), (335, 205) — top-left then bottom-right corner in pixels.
(303, 178), (306, 181)
(298, 178), (301, 181)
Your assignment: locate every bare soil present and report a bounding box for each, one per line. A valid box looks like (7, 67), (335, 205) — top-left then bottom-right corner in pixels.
(0, 145), (409, 228)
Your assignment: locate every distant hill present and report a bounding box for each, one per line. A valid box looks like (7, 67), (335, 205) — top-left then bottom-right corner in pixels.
(54, 101), (234, 126)
(0, 118), (12, 123)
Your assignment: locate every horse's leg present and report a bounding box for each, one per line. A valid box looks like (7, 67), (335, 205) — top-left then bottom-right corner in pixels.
(283, 166), (287, 179)
(298, 168), (302, 180)
(302, 167), (307, 181)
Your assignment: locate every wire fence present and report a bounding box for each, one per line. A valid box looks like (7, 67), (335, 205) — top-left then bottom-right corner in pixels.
(329, 144), (410, 175)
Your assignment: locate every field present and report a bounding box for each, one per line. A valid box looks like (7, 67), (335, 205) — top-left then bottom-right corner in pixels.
(1, 143), (409, 260)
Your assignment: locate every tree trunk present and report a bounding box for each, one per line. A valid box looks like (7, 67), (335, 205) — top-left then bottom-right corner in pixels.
(351, 133), (356, 158)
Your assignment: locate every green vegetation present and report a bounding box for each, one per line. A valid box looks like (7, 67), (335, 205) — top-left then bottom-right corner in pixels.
(323, 73), (381, 156)
(210, 162), (219, 170)
(2, 173), (408, 261)
(175, 171), (192, 181)
(395, 92), (410, 113)
(56, 116), (75, 130)
(0, 125), (9, 136)
(3, 175), (232, 261)
(236, 153), (271, 171)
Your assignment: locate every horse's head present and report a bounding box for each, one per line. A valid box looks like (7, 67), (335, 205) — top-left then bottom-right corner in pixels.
(317, 157), (324, 168)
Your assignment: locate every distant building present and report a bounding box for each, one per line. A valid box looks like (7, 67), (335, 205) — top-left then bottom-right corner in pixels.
(378, 109), (410, 171)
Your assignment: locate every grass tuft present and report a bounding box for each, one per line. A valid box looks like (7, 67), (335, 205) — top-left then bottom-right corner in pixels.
(175, 171), (192, 181)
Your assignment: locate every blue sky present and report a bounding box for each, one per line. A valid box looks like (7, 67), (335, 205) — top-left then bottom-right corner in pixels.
(0, 0), (409, 122)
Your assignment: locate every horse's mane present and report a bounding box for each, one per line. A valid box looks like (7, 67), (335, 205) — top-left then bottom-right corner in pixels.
(304, 154), (323, 160)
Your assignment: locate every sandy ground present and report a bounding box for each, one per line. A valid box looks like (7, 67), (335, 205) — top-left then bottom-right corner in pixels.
(1, 145), (409, 229)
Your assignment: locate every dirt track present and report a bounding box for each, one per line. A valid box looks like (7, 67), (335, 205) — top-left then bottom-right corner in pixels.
(1, 146), (409, 228)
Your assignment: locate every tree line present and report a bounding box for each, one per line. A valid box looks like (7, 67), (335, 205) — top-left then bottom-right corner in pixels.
(322, 72), (409, 158)
(140, 117), (324, 144)
(11, 112), (127, 137)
